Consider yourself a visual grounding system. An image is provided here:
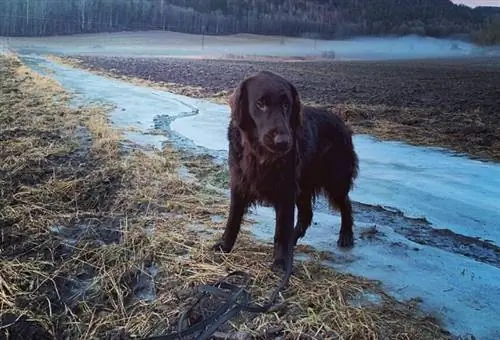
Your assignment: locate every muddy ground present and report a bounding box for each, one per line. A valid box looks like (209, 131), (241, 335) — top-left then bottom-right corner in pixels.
(64, 55), (500, 162)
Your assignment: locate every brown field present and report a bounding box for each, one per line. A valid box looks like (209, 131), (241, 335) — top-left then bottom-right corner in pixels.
(0, 53), (451, 339)
(60, 55), (500, 162)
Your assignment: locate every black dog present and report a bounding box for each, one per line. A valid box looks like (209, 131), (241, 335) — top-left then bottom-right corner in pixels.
(213, 71), (359, 270)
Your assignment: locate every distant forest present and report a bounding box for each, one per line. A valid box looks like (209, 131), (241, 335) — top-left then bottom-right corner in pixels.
(0, 0), (499, 44)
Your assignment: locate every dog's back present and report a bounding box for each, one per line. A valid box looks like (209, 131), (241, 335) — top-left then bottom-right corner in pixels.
(297, 106), (359, 198)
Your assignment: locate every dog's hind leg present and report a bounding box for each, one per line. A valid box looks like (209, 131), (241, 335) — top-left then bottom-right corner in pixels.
(293, 191), (313, 245)
(321, 152), (356, 248)
(327, 191), (354, 248)
(336, 196), (354, 248)
(322, 168), (355, 248)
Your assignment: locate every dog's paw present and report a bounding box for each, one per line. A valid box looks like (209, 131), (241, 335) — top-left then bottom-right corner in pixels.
(212, 240), (232, 253)
(337, 233), (354, 248)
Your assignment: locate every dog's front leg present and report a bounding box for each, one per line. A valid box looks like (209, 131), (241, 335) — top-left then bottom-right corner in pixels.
(272, 195), (296, 271)
(213, 185), (248, 253)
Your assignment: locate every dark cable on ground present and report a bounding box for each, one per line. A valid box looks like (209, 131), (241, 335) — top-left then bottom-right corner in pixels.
(139, 258), (294, 340)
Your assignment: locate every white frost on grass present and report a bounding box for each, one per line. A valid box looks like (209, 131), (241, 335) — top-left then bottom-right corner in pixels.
(23, 54), (500, 339)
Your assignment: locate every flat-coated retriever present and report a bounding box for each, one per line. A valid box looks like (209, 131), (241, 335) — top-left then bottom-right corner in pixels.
(213, 70), (359, 270)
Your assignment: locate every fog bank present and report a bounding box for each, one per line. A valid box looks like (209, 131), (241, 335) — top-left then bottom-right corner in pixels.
(3, 31), (489, 60)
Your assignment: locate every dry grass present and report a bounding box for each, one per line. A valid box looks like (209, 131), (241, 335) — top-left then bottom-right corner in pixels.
(0, 53), (451, 339)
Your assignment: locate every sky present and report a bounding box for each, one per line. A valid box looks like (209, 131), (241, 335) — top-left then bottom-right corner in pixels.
(451, 0), (500, 7)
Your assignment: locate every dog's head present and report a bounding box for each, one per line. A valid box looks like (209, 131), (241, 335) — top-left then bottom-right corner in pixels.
(229, 71), (302, 155)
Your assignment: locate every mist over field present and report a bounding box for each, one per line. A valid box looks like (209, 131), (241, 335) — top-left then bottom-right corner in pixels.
(237, 34), (482, 60)
(4, 31), (489, 60)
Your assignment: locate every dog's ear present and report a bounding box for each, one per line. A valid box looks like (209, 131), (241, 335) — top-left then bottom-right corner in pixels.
(229, 78), (252, 130)
(289, 82), (302, 131)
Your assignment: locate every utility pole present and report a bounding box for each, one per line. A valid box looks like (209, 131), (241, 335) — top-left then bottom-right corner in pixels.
(280, 21), (284, 45)
(26, 0), (30, 27)
(201, 25), (205, 50)
(161, 0), (166, 31)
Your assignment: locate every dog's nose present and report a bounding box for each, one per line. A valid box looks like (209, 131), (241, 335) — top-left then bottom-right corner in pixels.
(273, 134), (290, 151)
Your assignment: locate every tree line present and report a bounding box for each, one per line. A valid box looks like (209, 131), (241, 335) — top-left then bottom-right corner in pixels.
(472, 15), (500, 46)
(0, 0), (499, 44)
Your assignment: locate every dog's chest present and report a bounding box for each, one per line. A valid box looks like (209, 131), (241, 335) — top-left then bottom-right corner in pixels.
(235, 150), (294, 202)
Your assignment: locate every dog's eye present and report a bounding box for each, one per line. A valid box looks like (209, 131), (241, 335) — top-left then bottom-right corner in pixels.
(256, 100), (266, 110)
(282, 102), (289, 111)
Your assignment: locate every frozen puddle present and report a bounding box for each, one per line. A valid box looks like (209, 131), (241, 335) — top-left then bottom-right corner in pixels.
(254, 207), (500, 339)
(173, 107), (500, 246)
(20, 53), (500, 339)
